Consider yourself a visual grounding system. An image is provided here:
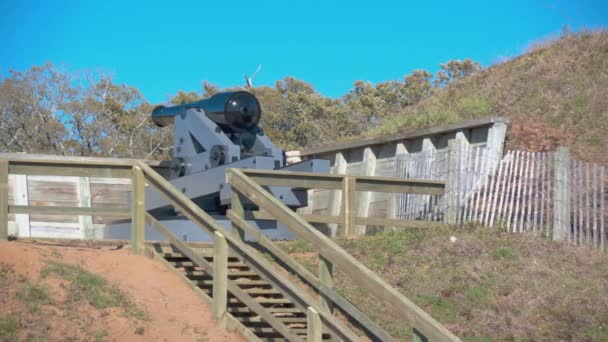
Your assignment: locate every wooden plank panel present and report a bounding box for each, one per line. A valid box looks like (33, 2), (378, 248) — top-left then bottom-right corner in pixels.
(90, 183), (131, 205)
(28, 179), (78, 203)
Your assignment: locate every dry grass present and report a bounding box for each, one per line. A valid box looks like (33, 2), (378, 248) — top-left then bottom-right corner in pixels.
(280, 226), (608, 341)
(370, 30), (608, 166)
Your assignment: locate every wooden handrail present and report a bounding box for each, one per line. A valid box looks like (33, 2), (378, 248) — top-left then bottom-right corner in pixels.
(135, 161), (361, 341)
(227, 210), (395, 342)
(238, 168), (445, 195)
(226, 168), (460, 342)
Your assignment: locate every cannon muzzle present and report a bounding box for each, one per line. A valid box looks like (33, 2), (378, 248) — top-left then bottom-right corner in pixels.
(152, 91), (261, 132)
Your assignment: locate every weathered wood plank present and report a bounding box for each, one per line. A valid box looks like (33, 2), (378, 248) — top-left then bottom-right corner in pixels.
(213, 231), (228, 328)
(9, 205), (130, 216)
(506, 151), (520, 231)
(307, 307), (322, 342)
(526, 153), (535, 232)
(497, 152), (512, 225)
(131, 165), (145, 255)
(9, 164), (132, 178)
(514, 152), (528, 233)
(78, 177), (94, 239)
(0, 160), (8, 239)
(341, 177), (356, 237)
(13, 174), (30, 237)
(593, 164), (598, 248)
(240, 169), (445, 195)
(318, 255), (333, 313)
(327, 152), (347, 236)
(540, 153), (546, 235)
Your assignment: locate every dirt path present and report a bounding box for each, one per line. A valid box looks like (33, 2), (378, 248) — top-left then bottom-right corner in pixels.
(0, 240), (244, 342)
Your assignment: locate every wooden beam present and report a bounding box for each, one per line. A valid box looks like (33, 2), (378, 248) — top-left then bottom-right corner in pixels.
(327, 152), (347, 237)
(318, 256), (333, 313)
(0, 160), (8, 240)
(8, 205), (130, 217)
(9, 163), (132, 178)
(131, 165), (146, 255)
(13, 174), (30, 238)
(227, 211), (395, 342)
(356, 148), (377, 235)
(213, 231), (228, 329)
(341, 177), (356, 237)
(307, 307), (322, 342)
(77, 176), (94, 239)
(300, 117), (510, 157)
(251, 211), (443, 229)
(239, 169), (445, 195)
(226, 168), (460, 342)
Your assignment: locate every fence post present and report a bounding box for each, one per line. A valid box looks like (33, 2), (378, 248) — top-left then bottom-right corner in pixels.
(78, 176), (94, 239)
(307, 307), (322, 342)
(230, 189), (246, 242)
(213, 231), (228, 328)
(131, 165), (145, 254)
(553, 147), (570, 241)
(327, 152), (347, 237)
(13, 174), (30, 238)
(318, 255), (334, 313)
(0, 159), (8, 240)
(340, 176), (356, 237)
(445, 139), (458, 224)
(355, 148), (376, 236)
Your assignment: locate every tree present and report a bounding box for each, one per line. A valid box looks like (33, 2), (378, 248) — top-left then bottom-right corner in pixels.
(435, 59), (482, 88)
(0, 63), (171, 159)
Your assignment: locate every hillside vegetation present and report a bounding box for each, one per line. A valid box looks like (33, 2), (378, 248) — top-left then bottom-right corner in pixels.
(370, 30), (608, 164)
(279, 226), (608, 341)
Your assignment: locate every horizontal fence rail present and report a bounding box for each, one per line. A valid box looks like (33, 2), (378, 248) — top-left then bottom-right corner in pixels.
(237, 169), (446, 236)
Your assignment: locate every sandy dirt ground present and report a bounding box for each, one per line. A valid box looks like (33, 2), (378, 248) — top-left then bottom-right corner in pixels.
(0, 240), (245, 342)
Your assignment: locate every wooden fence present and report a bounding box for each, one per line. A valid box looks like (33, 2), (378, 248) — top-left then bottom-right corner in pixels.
(406, 142), (607, 251)
(6, 174), (130, 239)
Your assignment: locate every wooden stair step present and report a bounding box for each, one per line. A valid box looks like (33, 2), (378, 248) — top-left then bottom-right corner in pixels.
(192, 279), (269, 286)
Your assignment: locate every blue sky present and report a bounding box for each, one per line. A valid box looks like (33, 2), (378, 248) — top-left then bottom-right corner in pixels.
(1, 0), (606, 104)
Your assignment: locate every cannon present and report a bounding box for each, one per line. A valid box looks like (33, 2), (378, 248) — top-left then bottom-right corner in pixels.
(116, 91), (329, 241)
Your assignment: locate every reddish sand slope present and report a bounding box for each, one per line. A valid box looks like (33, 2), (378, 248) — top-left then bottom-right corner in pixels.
(0, 240), (244, 342)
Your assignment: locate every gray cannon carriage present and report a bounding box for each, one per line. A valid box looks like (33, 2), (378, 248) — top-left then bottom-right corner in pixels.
(106, 91), (329, 241)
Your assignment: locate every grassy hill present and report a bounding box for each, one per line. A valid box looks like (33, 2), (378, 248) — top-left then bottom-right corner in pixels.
(279, 226), (608, 341)
(370, 30), (608, 164)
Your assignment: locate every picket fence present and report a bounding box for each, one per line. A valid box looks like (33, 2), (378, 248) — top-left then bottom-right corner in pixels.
(396, 143), (607, 251)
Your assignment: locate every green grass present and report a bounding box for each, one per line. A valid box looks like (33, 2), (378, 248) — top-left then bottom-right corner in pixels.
(17, 282), (51, 313)
(280, 225), (608, 341)
(0, 316), (19, 340)
(41, 261), (148, 320)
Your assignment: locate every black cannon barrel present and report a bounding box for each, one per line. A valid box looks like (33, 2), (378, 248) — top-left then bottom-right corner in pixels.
(151, 91), (262, 132)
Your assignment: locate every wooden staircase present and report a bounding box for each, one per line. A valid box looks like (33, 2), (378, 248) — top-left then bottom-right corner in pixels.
(149, 242), (333, 341)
